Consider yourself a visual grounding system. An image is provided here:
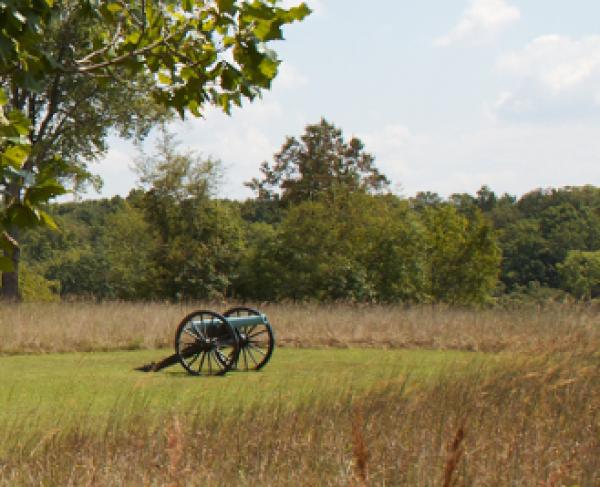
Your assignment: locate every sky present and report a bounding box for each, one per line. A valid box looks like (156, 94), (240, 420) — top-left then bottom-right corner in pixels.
(91, 0), (600, 201)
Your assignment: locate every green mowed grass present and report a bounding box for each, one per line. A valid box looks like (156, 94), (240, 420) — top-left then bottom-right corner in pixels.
(0, 348), (490, 448)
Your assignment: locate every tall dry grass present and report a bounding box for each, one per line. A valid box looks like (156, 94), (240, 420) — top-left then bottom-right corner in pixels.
(1, 349), (598, 486)
(0, 301), (599, 354)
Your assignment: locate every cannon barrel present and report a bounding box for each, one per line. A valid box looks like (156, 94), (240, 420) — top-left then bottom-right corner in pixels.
(191, 314), (268, 330)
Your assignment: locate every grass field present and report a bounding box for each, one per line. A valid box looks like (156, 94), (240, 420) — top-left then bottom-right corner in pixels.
(0, 348), (484, 443)
(0, 302), (599, 485)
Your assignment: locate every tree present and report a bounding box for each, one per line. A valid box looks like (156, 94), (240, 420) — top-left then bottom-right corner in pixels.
(271, 198), (369, 300)
(0, 0), (310, 299)
(247, 118), (389, 205)
(235, 191), (428, 302)
(498, 219), (550, 290)
(475, 185), (497, 212)
(558, 250), (600, 300)
(24, 197), (148, 299)
(133, 130), (244, 300)
(99, 203), (158, 299)
(360, 195), (428, 302)
(422, 204), (500, 305)
(409, 191), (443, 211)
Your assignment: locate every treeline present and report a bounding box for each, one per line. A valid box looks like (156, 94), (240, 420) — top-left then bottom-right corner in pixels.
(16, 121), (600, 304)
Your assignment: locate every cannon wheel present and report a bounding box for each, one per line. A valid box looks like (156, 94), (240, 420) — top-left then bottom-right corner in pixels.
(224, 307), (275, 371)
(175, 310), (239, 376)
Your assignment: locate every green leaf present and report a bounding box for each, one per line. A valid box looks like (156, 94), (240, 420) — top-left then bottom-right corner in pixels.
(1, 145), (30, 168)
(188, 99), (201, 117)
(25, 180), (67, 205)
(283, 3), (312, 22)
(6, 110), (31, 135)
(106, 3), (122, 13)
(158, 73), (173, 85)
(125, 32), (141, 45)
(7, 204), (40, 228)
(180, 66), (195, 82)
(0, 89), (7, 106)
(37, 210), (59, 231)
(258, 56), (279, 80)
(253, 20), (283, 42)
(221, 64), (241, 90)
(217, 0), (236, 14)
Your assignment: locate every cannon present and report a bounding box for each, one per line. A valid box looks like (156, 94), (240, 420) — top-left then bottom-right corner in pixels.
(136, 306), (275, 376)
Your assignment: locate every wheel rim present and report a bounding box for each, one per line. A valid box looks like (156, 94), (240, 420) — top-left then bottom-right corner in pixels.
(223, 307), (274, 371)
(175, 310), (239, 376)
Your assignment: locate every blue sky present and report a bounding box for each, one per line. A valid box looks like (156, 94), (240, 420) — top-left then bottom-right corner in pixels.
(93, 0), (600, 200)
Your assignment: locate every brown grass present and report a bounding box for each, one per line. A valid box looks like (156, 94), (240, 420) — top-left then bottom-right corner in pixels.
(351, 406), (369, 486)
(0, 349), (598, 486)
(0, 301), (598, 354)
(1, 302), (598, 485)
(442, 423), (465, 487)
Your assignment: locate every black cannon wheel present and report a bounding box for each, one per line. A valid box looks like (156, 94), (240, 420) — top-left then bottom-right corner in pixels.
(223, 307), (275, 371)
(175, 310), (239, 376)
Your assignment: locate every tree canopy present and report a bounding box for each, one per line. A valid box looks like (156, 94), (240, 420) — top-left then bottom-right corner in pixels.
(247, 118), (390, 205)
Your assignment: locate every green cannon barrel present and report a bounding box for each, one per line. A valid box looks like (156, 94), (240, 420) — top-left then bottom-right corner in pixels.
(191, 314), (268, 330)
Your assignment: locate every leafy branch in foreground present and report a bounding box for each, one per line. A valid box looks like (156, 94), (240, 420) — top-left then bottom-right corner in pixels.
(0, 0), (310, 299)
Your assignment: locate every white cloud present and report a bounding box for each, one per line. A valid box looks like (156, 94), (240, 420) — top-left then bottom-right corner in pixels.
(435, 0), (520, 47)
(493, 35), (600, 120)
(360, 125), (430, 194)
(486, 91), (533, 119)
(274, 63), (309, 89)
(498, 35), (600, 94)
(402, 123), (600, 198)
(89, 146), (137, 198)
(170, 99), (290, 199)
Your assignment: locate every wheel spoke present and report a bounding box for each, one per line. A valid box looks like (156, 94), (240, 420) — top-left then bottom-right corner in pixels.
(247, 329), (268, 339)
(247, 340), (269, 348)
(215, 348), (230, 367)
(187, 351), (201, 367)
(246, 346), (259, 366)
(217, 350), (228, 370)
(245, 325), (258, 336)
(197, 351), (206, 372)
(208, 350), (221, 368)
(195, 321), (208, 338)
(242, 346), (249, 371)
(247, 343), (267, 356)
(184, 328), (201, 341)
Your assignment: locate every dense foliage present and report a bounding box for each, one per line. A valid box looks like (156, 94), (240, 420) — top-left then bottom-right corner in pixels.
(10, 119), (600, 304)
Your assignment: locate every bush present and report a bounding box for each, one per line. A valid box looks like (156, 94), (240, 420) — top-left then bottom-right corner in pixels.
(19, 265), (60, 302)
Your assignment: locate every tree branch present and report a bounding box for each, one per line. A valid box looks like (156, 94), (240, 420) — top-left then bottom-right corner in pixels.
(76, 21), (123, 65)
(74, 31), (179, 74)
(27, 70), (63, 170)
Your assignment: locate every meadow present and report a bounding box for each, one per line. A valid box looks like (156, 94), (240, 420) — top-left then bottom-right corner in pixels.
(0, 302), (599, 485)
(2, 301), (598, 354)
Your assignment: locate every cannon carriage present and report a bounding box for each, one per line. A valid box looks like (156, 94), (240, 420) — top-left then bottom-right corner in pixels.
(137, 306), (275, 376)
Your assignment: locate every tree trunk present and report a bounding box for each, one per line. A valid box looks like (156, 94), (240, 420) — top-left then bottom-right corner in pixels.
(1, 226), (21, 301)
